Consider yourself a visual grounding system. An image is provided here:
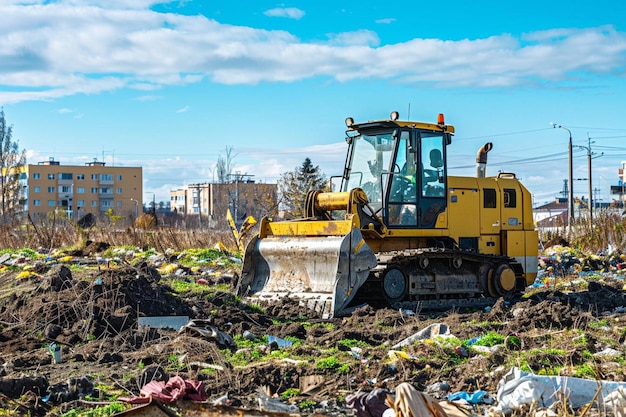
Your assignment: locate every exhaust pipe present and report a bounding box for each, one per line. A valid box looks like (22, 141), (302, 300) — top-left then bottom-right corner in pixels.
(476, 142), (493, 178)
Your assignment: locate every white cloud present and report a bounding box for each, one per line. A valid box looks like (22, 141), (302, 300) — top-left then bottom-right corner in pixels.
(1, 3), (626, 105)
(175, 105), (190, 113)
(375, 18), (395, 24)
(263, 7), (305, 20)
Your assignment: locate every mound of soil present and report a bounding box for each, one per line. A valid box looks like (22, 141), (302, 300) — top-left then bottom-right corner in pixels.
(1, 261), (625, 416)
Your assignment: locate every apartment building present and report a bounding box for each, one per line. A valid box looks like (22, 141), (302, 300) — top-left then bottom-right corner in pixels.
(170, 181), (278, 228)
(22, 158), (142, 221)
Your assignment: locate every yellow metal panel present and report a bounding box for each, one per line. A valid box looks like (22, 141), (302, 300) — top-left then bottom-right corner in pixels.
(479, 236), (500, 255)
(448, 176), (479, 189)
(497, 178), (523, 231)
(476, 178), (501, 235)
(447, 187), (480, 240)
(262, 218), (355, 237)
(504, 230), (525, 257)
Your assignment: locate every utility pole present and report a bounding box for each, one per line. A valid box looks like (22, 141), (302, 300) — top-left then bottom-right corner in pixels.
(577, 135), (603, 224)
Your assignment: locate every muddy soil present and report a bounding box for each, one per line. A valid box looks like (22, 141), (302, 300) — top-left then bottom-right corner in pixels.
(0, 257), (625, 416)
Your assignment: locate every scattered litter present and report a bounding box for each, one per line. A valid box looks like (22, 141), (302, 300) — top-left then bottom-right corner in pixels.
(138, 316), (190, 331)
(48, 343), (62, 364)
(256, 388), (298, 413)
(446, 390), (493, 404)
(345, 387), (391, 417)
(266, 335), (293, 348)
(180, 319), (235, 349)
(392, 323), (450, 348)
(495, 367), (626, 414)
(392, 382), (457, 417)
(593, 347), (622, 358)
(119, 376), (207, 404)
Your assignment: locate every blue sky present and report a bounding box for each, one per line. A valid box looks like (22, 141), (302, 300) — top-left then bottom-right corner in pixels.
(1, 0), (626, 206)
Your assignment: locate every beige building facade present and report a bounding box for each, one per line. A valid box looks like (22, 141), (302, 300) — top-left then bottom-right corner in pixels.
(22, 158), (142, 221)
(170, 181), (278, 228)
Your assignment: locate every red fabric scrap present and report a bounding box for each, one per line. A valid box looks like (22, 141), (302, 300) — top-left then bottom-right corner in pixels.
(119, 376), (207, 404)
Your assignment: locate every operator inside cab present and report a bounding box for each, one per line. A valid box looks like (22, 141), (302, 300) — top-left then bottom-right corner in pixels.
(388, 132), (446, 227)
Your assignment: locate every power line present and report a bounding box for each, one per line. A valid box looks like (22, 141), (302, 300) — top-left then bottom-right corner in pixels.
(455, 127), (554, 141)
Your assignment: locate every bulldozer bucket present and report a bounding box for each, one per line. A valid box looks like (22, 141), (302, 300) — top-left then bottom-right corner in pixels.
(237, 228), (377, 318)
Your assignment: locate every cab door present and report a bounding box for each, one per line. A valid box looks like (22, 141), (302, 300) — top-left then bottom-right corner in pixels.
(385, 130), (418, 227)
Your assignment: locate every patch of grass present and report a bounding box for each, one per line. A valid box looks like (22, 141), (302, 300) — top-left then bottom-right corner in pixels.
(316, 356), (340, 370)
(465, 331), (505, 347)
(245, 303), (265, 314)
(298, 399), (317, 409)
(316, 356), (342, 370)
(167, 278), (214, 294)
(536, 365), (564, 376)
(60, 402), (128, 417)
(303, 322), (335, 331)
(588, 319), (610, 329)
(281, 388), (301, 400)
(573, 363), (597, 379)
(337, 338), (369, 350)
(166, 354), (186, 371)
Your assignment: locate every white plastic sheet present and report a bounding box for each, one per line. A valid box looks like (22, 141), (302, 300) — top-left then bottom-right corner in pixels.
(496, 367), (626, 414)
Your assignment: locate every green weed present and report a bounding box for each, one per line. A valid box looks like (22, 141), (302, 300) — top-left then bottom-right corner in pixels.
(281, 388), (301, 400)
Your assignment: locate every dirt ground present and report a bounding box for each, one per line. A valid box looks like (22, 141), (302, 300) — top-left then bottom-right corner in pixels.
(1, 247), (626, 416)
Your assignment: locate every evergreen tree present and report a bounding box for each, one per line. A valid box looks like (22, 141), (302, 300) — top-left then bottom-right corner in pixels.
(0, 108), (27, 224)
(278, 158), (327, 217)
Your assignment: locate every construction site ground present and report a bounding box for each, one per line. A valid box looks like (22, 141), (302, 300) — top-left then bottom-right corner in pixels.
(0, 243), (626, 416)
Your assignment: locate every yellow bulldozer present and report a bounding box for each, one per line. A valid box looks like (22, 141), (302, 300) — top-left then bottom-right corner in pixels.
(237, 112), (538, 318)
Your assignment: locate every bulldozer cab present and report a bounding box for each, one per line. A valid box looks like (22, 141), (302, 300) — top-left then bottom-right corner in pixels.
(342, 119), (449, 228)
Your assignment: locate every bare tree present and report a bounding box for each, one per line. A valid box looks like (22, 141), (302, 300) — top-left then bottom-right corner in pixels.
(278, 158), (327, 218)
(216, 146), (237, 184)
(0, 108), (27, 225)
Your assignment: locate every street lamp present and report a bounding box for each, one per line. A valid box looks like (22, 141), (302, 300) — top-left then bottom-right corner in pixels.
(551, 123), (574, 228)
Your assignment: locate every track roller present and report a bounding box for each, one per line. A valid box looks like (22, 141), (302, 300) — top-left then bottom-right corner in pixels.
(382, 266), (408, 304)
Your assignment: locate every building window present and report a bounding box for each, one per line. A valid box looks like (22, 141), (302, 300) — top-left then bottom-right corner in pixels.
(60, 185), (72, 193)
(101, 200), (112, 207)
(33, 173), (41, 179)
(33, 200), (41, 206)
(59, 173), (73, 180)
(47, 186), (55, 193)
(48, 200), (55, 206)
(33, 186), (41, 193)
(100, 187), (112, 194)
(91, 188), (98, 194)
(91, 174), (98, 180)
(116, 188), (122, 194)
(48, 173), (55, 180)
(117, 201), (122, 207)
(91, 201), (98, 207)
(76, 174), (85, 180)
(77, 200), (85, 207)
(101, 174), (113, 181)
(77, 187), (85, 194)
(117, 175), (122, 180)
